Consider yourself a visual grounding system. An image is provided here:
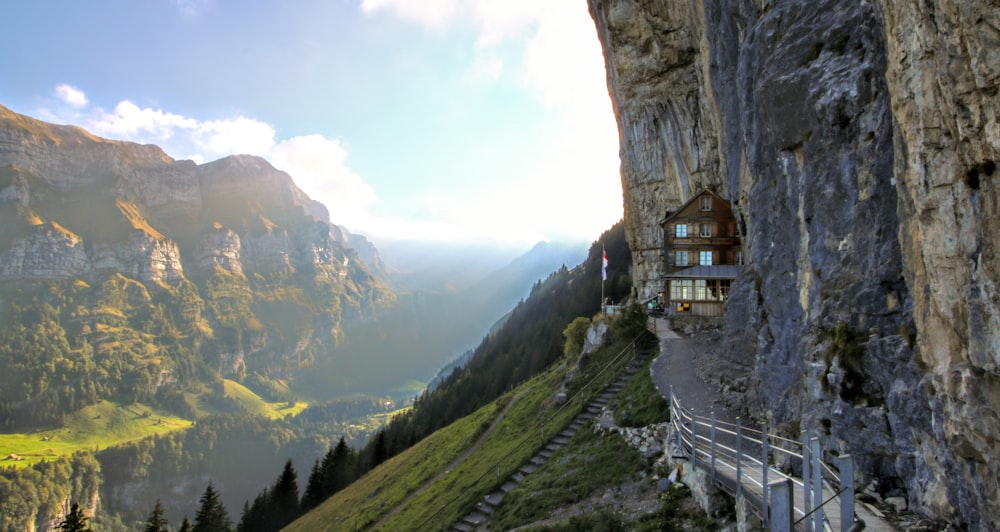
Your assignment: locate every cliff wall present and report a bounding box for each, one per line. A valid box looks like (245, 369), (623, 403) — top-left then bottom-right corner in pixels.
(589, 0), (999, 527)
(0, 105), (393, 417)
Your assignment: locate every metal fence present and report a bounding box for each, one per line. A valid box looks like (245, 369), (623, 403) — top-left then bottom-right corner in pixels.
(669, 388), (863, 532)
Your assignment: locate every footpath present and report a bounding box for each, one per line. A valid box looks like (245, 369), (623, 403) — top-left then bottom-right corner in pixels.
(649, 317), (895, 531)
(449, 351), (652, 532)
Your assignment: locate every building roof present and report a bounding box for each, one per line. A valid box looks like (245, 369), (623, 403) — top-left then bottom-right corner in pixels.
(659, 188), (732, 226)
(664, 265), (742, 279)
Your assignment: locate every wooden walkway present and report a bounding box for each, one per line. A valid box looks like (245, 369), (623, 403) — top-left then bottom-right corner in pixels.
(653, 318), (895, 531)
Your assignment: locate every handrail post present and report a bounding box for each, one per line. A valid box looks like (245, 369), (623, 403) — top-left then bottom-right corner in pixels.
(710, 410), (717, 484)
(762, 421), (769, 528)
(838, 454), (855, 532)
(690, 408), (697, 467)
(769, 478), (794, 532)
(673, 388), (683, 452)
(736, 417), (743, 501)
(802, 429), (812, 531)
(810, 437), (824, 532)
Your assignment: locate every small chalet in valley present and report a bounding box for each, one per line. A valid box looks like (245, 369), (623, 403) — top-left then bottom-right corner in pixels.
(660, 189), (742, 317)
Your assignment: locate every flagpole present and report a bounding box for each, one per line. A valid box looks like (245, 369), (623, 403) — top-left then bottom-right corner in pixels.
(601, 245), (608, 314)
(601, 274), (604, 314)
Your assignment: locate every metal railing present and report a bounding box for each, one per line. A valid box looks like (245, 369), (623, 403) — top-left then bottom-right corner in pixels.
(669, 388), (863, 532)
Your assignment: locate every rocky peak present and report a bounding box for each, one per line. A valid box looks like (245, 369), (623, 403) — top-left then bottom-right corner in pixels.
(0, 106), (394, 403)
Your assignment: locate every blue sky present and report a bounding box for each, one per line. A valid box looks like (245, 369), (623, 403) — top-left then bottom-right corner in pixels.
(1, 0), (623, 246)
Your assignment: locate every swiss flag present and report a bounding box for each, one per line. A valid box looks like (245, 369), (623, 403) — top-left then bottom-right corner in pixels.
(602, 247), (608, 281)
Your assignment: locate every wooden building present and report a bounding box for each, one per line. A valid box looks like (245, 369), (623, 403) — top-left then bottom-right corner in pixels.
(659, 189), (742, 317)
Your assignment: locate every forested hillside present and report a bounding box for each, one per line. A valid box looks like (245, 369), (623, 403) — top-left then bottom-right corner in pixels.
(213, 221), (634, 531)
(354, 221), (630, 465)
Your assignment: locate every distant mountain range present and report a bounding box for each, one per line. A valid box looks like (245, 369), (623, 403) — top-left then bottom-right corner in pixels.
(0, 103), (588, 425)
(294, 238), (589, 399)
(0, 104), (392, 427)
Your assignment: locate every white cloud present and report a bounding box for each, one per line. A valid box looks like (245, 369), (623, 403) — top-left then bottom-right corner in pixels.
(270, 134), (378, 225)
(40, 89), (381, 232)
(366, 0), (622, 242)
(360, 0), (462, 30)
(55, 84), (88, 108)
(461, 54), (504, 85)
(193, 116), (276, 157)
(87, 100), (198, 141)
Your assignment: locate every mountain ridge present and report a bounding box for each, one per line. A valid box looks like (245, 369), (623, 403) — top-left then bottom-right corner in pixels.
(0, 104), (393, 429)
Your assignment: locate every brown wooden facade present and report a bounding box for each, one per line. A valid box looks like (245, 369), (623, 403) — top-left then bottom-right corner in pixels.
(659, 190), (742, 316)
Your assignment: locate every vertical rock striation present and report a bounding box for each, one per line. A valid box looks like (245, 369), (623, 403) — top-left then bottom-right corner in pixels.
(881, 0), (1000, 523)
(589, 0), (998, 527)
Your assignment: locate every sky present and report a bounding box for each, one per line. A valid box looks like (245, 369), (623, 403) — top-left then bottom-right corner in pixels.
(0, 0), (623, 246)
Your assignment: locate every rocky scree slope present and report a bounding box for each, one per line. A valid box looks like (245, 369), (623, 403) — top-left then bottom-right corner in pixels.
(588, 0), (999, 528)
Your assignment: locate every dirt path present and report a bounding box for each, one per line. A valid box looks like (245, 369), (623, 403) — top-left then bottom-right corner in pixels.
(649, 317), (737, 427)
(371, 388), (527, 530)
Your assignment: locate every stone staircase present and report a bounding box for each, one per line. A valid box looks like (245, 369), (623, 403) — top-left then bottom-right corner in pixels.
(450, 352), (650, 531)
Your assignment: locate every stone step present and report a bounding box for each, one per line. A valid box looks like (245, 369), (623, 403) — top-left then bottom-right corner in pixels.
(512, 471), (526, 483)
(461, 512), (489, 526)
(553, 436), (570, 445)
(476, 501), (496, 515)
(546, 443), (562, 452)
(451, 521), (474, 532)
(530, 454), (547, 466)
(485, 492), (505, 506)
(501, 481), (519, 493)
(539, 449), (554, 459)
(520, 463), (538, 475)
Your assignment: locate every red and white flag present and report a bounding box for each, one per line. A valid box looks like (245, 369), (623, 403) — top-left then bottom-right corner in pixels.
(602, 247), (608, 281)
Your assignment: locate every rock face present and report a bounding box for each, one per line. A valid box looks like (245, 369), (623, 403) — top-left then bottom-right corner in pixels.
(0, 105), (393, 401)
(589, 0), (999, 527)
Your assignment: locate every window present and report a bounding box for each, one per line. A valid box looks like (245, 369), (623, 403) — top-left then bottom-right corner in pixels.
(719, 280), (731, 300)
(671, 280), (693, 300)
(700, 195), (712, 211)
(675, 224), (687, 238)
(675, 251), (688, 267)
(700, 223), (712, 237)
(700, 251), (713, 266)
(695, 280), (708, 300)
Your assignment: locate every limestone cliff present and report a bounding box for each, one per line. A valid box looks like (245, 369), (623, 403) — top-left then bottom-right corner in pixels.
(589, 0), (998, 527)
(0, 105), (393, 426)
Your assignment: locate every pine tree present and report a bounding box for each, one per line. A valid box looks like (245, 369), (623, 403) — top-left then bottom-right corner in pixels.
(178, 517), (193, 532)
(235, 488), (269, 532)
(193, 483), (232, 532)
(269, 459), (300, 528)
(144, 499), (169, 532)
(328, 437), (356, 494)
(300, 458), (325, 511)
(56, 503), (93, 532)
(371, 430), (387, 468)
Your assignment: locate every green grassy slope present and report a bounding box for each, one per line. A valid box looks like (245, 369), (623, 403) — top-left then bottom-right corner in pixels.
(285, 331), (641, 531)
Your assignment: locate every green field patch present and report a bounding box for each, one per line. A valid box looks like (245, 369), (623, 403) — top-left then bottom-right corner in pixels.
(222, 379), (308, 418)
(0, 400), (191, 469)
(0, 381), (308, 469)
